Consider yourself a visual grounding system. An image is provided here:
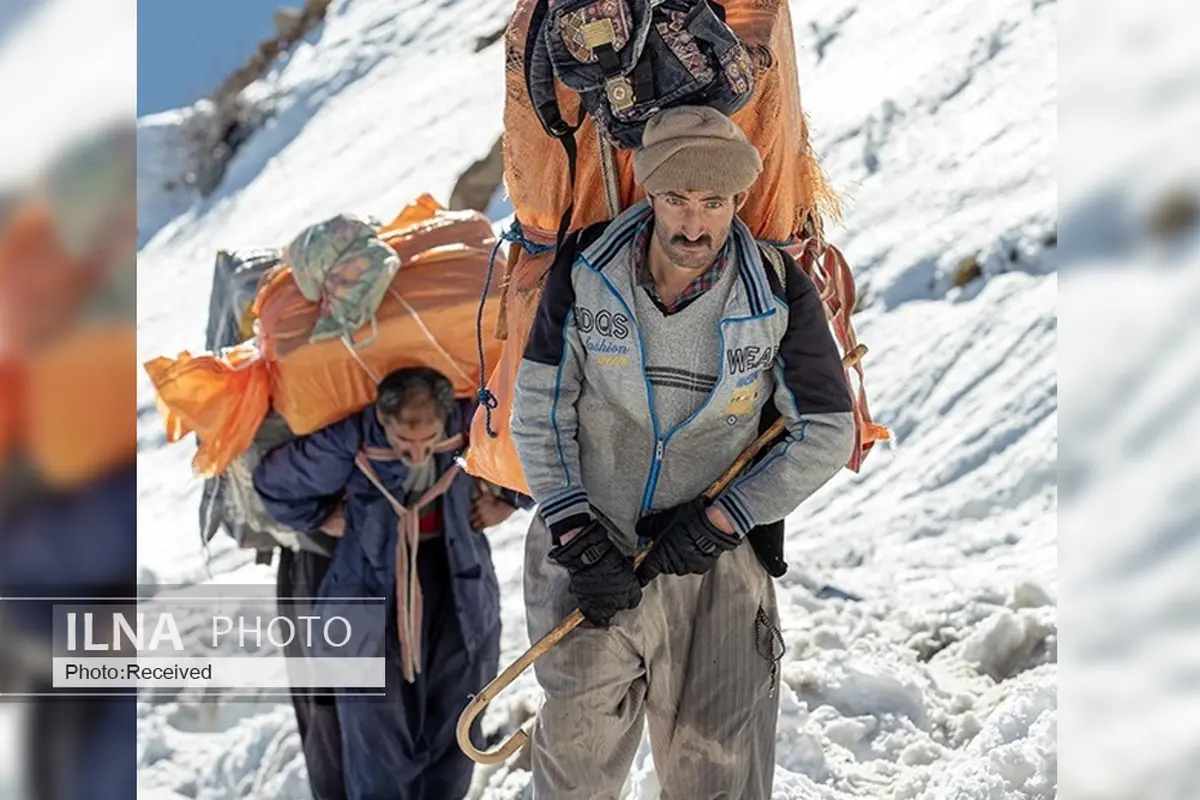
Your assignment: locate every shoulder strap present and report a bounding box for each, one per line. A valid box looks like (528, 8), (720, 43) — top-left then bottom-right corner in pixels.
(758, 243), (788, 289)
(544, 218), (612, 282)
(577, 219), (612, 252)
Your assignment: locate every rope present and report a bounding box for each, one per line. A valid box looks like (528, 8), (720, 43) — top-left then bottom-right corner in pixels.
(474, 220), (555, 438)
(338, 285), (480, 397)
(341, 337), (382, 384)
(387, 287), (475, 389)
(354, 449), (461, 683)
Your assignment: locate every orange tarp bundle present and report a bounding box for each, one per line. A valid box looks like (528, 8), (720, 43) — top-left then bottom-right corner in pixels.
(465, 0), (886, 495)
(495, 0), (838, 244)
(145, 195), (507, 478)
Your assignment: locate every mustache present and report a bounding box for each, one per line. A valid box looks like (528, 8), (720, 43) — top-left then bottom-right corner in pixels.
(671, 234), (712, 247)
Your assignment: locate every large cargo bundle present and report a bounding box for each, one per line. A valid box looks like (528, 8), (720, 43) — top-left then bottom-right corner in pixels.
(145, 194), (507, 479)
(463, 0), (887, 495)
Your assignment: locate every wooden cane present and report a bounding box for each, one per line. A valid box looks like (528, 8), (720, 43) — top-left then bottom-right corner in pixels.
(456, 344), (867, 764)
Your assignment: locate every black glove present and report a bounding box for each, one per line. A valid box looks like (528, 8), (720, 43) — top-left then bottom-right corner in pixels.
(635, 497), (740, 584)
(634, 501), (687, 543)
(547, 521), (643, 627)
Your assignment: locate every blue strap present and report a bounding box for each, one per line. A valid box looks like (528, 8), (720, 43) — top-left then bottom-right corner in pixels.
(475, 220), (556, 438)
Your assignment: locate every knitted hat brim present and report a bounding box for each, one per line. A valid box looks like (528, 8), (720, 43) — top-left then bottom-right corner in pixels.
(635, 137), (763, 198)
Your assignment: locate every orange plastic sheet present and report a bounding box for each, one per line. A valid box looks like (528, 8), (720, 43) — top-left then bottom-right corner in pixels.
(496, 0), (839, 244)
(0, 358), (22, 474)
(143, 340), (270, 478)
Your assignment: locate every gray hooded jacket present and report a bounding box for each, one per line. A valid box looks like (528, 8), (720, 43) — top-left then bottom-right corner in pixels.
(511, 201), (855, 548)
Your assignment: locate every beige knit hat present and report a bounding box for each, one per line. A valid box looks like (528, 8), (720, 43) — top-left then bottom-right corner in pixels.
(632, 106), (763, 197)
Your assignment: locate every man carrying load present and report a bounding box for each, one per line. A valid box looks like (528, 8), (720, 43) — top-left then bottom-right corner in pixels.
(510, 106), (857, 797)
(255, 365), (530, 800)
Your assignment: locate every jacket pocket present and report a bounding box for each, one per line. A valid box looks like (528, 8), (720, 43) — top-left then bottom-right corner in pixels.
(455, 564), (482, 580)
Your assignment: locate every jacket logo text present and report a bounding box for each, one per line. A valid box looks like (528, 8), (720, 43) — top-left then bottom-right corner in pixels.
(726, 345), (775, 375)
(576, 307), (630, 340)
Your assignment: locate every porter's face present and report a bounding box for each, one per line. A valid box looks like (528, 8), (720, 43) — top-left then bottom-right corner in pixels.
(381, 397), (443, 465)
(650, 190), (743, 271)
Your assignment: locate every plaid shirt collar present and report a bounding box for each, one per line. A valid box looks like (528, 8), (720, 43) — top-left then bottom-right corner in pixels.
(633, 215), (730, 315)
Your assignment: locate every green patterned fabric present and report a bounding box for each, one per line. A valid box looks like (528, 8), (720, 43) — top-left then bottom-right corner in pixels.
(283, 213), (399, 346)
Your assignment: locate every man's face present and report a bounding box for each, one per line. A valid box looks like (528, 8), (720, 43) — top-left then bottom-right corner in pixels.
(649, 190), (746, 271)
(380, 397), (444, 466)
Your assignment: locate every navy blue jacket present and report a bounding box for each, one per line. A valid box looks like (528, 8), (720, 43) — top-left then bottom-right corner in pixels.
(253, 400), (528, 659)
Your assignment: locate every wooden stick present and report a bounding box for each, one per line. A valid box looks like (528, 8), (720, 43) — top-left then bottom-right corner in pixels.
(456, 343), (868, 764)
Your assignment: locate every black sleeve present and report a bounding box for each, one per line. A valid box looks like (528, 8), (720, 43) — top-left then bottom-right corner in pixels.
(774, 249), (854, 414)
(522, 231), (581, 366)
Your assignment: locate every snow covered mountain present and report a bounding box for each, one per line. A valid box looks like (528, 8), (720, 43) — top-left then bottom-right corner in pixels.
(135, 0), (1058, 796)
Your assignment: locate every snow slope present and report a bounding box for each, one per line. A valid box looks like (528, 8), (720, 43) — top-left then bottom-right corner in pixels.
(1056, 0), (1200, 794)
(135, 0), (1058, 796)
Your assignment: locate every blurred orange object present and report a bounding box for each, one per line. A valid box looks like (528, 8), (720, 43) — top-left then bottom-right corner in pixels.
(0, 199), (135, 489)
(25, 323), (137, 488)
(0, 324), (137, 490)
(0, 357), (23, 474)
(0, 202), (104, 353)
(144, 195), (507, 477)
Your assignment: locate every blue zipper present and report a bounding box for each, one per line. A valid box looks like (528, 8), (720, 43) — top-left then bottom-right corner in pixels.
(641, 439), (665, 514)
(589, 271), (664, 515)
(640, 311), (776, 513)
(591, 266), (776, 517)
